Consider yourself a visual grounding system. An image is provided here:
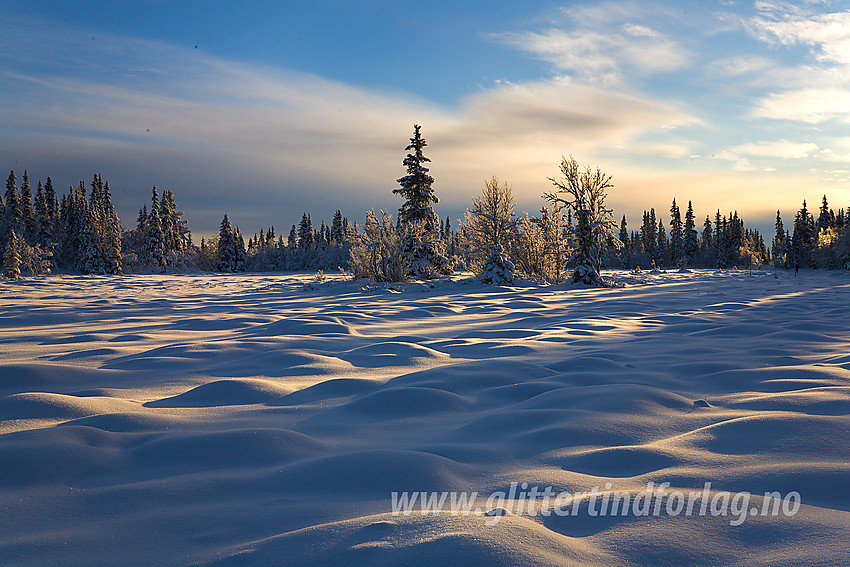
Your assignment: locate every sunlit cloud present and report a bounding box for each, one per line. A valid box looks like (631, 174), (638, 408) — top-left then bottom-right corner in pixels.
(731, 139), (820, 159)
(493, 1), (689, 85)
(742, 2), (850, 125)
(749, 2), (850, 65)
(753, 87), (850, 123)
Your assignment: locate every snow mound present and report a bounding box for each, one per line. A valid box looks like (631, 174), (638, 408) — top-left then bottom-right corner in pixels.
(144, 379), (293, 407)
(268, 378), (380, 406)
(341, 341), (449, 367)
(198, 512), (610, 567)
(0, 392), (135, 420)
(305, 387), (473, 423)
(273, 449), (474, 496)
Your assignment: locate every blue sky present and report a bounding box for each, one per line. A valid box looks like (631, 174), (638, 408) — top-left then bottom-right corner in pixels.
(2, 1), (849, 238)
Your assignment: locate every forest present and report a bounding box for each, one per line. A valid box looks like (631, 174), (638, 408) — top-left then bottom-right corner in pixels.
(3, 126), (850, 283)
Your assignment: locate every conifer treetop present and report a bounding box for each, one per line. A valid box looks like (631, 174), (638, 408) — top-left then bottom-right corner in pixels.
(394, 124), (438, 228)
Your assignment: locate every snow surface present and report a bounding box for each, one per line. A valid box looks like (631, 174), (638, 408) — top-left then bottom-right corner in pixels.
(1, 269), (849, 566)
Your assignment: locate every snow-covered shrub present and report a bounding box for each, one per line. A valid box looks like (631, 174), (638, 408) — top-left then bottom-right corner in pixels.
(480, 245), (515, 286)
(400, 218), (452, 279)
(349, 210), (408, 282)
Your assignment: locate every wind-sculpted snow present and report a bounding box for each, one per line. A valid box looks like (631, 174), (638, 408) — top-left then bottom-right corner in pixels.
(0, 270), (849, 565)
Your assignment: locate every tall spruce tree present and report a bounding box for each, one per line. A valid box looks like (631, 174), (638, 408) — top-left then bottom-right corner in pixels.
(394, 124), (438, 229)
(393, 124), (449, 278)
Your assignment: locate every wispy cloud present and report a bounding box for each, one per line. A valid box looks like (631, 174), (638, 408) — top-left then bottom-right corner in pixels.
(742, 2), (850, 124)
(749, 1), (850, 65)
(753, 85), (850, 123)
(493, 2), (689, 84)
(731, 139), (820, 159)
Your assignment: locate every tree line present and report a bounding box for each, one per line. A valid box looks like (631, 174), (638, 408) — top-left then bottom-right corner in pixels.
(4, 125), (850, 282)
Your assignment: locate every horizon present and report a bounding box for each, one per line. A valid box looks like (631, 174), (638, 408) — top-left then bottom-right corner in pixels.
(2, 1), (850, 239)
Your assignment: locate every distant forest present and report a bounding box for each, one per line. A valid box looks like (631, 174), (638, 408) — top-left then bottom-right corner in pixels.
(3, 127), (850, 281)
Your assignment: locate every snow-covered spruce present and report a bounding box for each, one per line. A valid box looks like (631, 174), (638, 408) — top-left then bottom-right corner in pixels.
(3, 229), (21, 279)
(480, 245), (514, 285)
(393, 124), (452, 279)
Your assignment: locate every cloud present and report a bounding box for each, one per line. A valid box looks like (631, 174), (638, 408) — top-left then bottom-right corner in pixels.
(731, 139), (820, 159)
(742, 3), (850, 124)
(753, 86), (850, 123)
(749, 2), (850, 65)
(493, 2), (689, 84)
(705, 55), (775, 77)
(0, 24), (696, 234)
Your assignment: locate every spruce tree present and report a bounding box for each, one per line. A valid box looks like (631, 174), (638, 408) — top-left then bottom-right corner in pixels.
(773, 210), (786, 267)
(298, 213), (313, 249)
(41, 176), (57, 246)
(792, 200), (815, 267)
(145, 186), (165, 268)
(640, 209), (658, 265)
(234, 227), (246, 271)
(160, 190), (180, 254)
(3, 229), (21, 279)
(103, 181), (122, 274)
(2, 170), (21, 244)
(34, 180), (51, 247)
(701, 215), (712, 252)
(480, 245), (515, 285)
(78, 207), (105, 274)
(44, 177), (57, 222)
(618, 215), (630, 268)
(657, 218), (667, 266)
(713, 211), (725, 267)
(394, 124), (438, 228)
(393, 125), (449, 278)
(683, 201), (698, 263)
(62, 181), (88, 271)
(216, 213), (236, 272)
(669, 198), (683, 264)
(20, 170), (36, 240)
(817, 194), (832, 232)
(331, 210), (344, 244)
